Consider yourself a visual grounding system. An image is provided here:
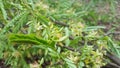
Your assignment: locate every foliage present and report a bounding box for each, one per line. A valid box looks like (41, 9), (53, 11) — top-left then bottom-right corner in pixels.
(0, 0), (120, 68)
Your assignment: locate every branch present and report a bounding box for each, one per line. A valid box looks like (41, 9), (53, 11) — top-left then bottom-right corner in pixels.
(105, 51), (120, 66)
(50, 19), (69, 27)
(101, 62), (120, 68)
(104, 32), (120, 36)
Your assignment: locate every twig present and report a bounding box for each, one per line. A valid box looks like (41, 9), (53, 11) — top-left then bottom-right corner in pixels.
(102, 62), (120, 68)
(51, 60), (64, 66)
(56, 44), (82, 54)
(105, 51), (120, 66)
(56, 44), (75, 51)
(69, 35), (74, 40)
(62, 46), (76, 52)
(104, 32), (120, 36)
(54, 21), (69, 27)
(50, 19), (69, 27)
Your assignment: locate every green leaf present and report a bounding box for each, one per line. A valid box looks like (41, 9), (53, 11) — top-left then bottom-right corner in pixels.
(70, 37), (80, 45)
(48, 48), (59, 58)
(13, 11), (29, 33)
(107, 37), (120, 57)
(64, 58), (77, 68)
(9, 34), (55, 49)
(78, 61), (84, 68)
(83, 26), (106, 31)
(37, 13), (49, 26)
(0, 0), (7, 20)
(28, 0), (34, 10)
(57, 27), (69, 41)
(0, 11), (28, 34)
